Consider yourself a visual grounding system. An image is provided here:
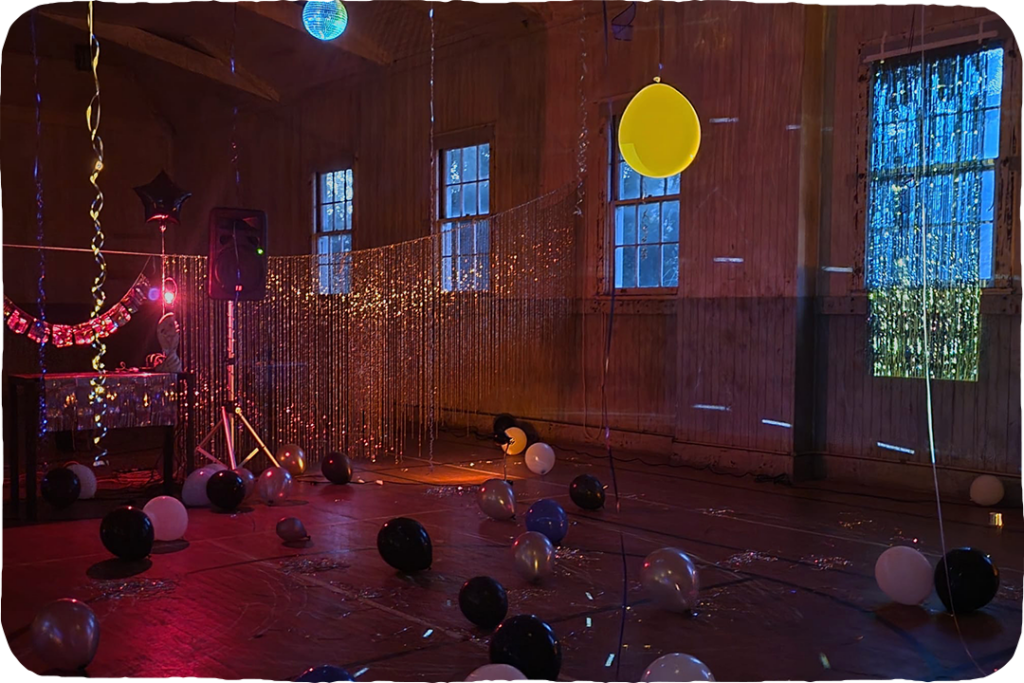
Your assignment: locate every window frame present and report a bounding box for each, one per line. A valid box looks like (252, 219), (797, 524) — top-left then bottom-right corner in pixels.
(312, 164), (355, 296)
(434, 127), (495, 294)
(605, 115), (682, 297)
(854, 23), (1016, 296)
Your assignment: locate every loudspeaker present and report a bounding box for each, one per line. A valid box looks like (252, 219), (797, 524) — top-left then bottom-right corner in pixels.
(207, 208), (268, 301)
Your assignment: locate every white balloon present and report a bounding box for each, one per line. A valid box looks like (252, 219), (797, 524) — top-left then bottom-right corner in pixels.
(66, 463), (98, 499)
(182, 467), (219, 507)
(143, 496), (189, 541)
(642, 653), (715, 682)
(524, 442), (555, 475)
(875, 545), (933, 605)
(970, 474), (1004, 507)
(504, 427), (527, 456)
(205, 461), (228, 472)
(466, 664), (525, 681)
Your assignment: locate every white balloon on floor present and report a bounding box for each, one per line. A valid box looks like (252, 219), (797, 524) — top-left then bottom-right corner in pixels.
(969, 474), (1004, 507)
(466, 663), (525, 681)
(641, 653), (715, 682)
(504, 427), (528, 456)
(66, 463), (97, 499)
(524, 442), (555, 475)
(874, 545), (933, 605)
(182, 466), (219, 507)
(143, 496), (189, 541)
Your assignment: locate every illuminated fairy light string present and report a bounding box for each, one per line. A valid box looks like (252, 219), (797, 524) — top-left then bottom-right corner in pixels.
(31, 10), (48, 436)
(86, 1), (109, 461)
(427, 2), (437, 468)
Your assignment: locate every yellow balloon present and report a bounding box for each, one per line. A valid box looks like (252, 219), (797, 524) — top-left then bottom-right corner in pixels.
(618, 80), (701, 178)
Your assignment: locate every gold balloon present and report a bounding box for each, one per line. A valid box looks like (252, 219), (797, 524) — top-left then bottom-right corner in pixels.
(504, 427), (527, 456)
(276, 444), (306, 476)
(618, 79), (701, 178)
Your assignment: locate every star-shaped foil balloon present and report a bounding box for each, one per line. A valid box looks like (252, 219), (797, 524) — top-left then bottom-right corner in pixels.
(134, 170), (192, 225)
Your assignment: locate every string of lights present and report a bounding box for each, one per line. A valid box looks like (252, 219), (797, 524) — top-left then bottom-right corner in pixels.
(31, 9), (48, 437)
(86, 1), (109, 462)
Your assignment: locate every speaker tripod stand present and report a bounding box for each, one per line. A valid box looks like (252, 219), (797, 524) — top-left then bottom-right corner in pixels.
(195, 300), (279, 470)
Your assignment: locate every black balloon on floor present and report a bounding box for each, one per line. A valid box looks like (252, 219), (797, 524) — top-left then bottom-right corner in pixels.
(934, 547), (1000, 614)
(100, 506), (154, 561)
(377, 517), (432, 573)
(489, 614), (561, 680)
(207, 470), (246, 511)
(459, 576), (508, 629)
(569, 474), (606, 510)
(493, 413), (516, 444)
(41, 467), (81, 510)
(294, 665), (353, 682)
(322, 452), (353, 485)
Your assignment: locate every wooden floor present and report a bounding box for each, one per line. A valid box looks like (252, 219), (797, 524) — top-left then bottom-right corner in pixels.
(3, 437), (1021, 681)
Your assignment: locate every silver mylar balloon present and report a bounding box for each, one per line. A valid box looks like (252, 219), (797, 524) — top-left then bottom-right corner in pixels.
(31, 598), (101, 671)
(478, 479), (516, 520)
(641, 653), (715, 681)
(276, 444), (307, 476)
(276, 517), (309, 542)
(233, 467), (256, 500)
(257, 466), (294, 504)
(512, 531), (555, 582)
(641, 548), (700, 613)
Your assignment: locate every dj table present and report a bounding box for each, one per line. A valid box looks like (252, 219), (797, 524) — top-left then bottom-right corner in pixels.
(3, 372), (195, 521)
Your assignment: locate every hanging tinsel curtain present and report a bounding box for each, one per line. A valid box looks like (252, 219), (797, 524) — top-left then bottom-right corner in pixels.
(866, 45), (1003, 381)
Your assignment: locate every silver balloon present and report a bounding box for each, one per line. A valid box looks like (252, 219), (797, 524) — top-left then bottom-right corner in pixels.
(641, 653), (714, 682)
(512, 531), (554, 582)
(233, 467), (256, 499)
(478, 479), (516, 520)
(276, 444), (307, 476)
(641, 548), (700, 613)
(276, 517), (309, 542)
(257, 466), (294, 504)
(31, 598), (100, 671)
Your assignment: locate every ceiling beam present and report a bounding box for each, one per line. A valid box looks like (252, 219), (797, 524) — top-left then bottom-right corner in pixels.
(39, 11), (280, 102)
(238, 1), (391, 66)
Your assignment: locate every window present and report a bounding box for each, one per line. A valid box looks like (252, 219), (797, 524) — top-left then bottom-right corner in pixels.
(315, 168), (353, 295)
(865, 45), (1003, 381)
(611, 128), (681, 290)
(440, 143), (491, 291)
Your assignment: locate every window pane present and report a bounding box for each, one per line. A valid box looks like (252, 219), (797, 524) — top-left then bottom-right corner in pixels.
(615, 205), (636, 246)
(475, 254), (491, 290)
(619, 246), (637, 288)
(619, 160), (641, 200)
(442, 228), (453, 256)
(441, 256), (453, 291)
(321, 173), (334, 204)
(346, 201), (354, 228)
(457, 255), (473, 288)
(667, 173), (681, 195)
(639, 203), (660, 245)
(317, 235), (330, 256)
(638, 245), (661, 287)
(642, 175), (666, 198)
(980, 169), (995, 223)
(463, 145), (478, 181)
(321, 205), (334, 233)
(661, 200), (680, 242)
(479, 180), (490, 214)
(980, 221), (995, 281)
(476, 219), (490, 253)
(335, 171), (345, 203)
(446, 185), (463, 218)
(446, 149), (461, 186)
(346, 169), (354, 199)
(982, 108), (1000, 159)
(663, 244), (680, 287)
(479, 144), (490, 179)
(341, 234), (352, 252)
(458, 223), (475, 255)
(463, 182), (478, 216)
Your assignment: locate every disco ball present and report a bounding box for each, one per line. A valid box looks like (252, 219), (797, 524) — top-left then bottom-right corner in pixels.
(303, 1), (349, 41)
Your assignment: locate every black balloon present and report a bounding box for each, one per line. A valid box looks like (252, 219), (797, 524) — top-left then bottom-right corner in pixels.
(569, 474), (606, 511)
(133, 170), (191, 225)
(493, 413), (517, 444)
(377, 517), (432, 573)
(934, 547), (1000, 614)
(100, 506), (154, 560)
(295, 665), (353, 682)
(322, 452), (353, 485)
(459, 576), (508, 629)
(490, 614), (561, 680)
(40, 467), (81, 509)
(207, 470), (246, 511)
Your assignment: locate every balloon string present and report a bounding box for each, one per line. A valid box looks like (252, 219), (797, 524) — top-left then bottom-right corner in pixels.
(657, 1), (665, 76)
(614, 531), (628, 680)
(31, 9), (49, 438)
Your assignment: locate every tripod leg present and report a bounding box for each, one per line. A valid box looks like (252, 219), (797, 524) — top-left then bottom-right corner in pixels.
(234, 408), (279, 467)
(221, 406), (237, 469)
(237, 447), (260, 467)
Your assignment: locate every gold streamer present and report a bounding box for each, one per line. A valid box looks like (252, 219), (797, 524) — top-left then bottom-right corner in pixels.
(168, 186), (575, 471)
(86, 1), (108, 458)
